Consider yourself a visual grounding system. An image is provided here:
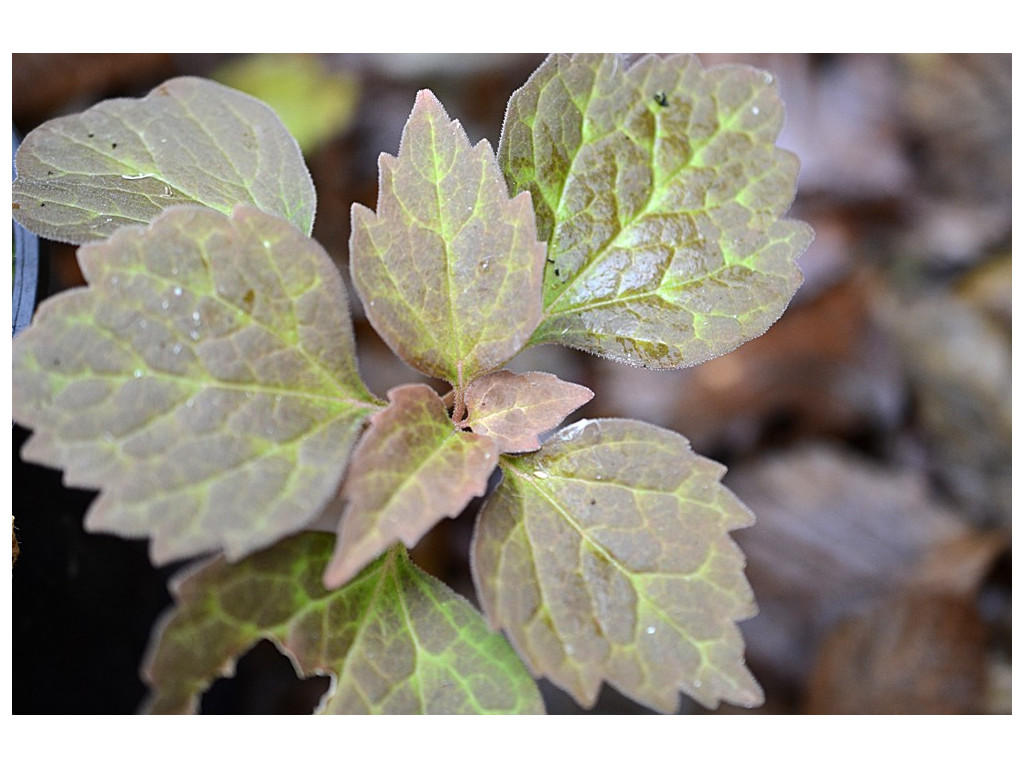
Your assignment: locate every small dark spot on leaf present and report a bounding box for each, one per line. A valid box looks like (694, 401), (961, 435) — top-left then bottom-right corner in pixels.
(111, 142), (118, 149)
(546, 257), (556, 264)
(39, 202), (45, 207)
(12, 203), (20, 210)
(554, 268), (561, 277)
(157, 85), (170, 97)
(242, 289), (255, 309)
(589, 499), (597, 506)
(654, 92), (668, 107)
(87, 133), (95, 138)
(47, 171), (53, 175)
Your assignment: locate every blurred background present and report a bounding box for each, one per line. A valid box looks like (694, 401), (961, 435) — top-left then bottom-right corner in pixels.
(11, 52), (1012, 714)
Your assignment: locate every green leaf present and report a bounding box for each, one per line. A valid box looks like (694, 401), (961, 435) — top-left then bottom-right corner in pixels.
(499, 53), (812, 369)
(323, 383), (498, 589)
(350, 90), (547, 387)
(461, 369), (594, 453)
(142, 533), (546, 714)
(471, 418), (763, 712)
(12, 77), (316, 244)
(12, 205), (379, 565)
(213, 53), (359, 156)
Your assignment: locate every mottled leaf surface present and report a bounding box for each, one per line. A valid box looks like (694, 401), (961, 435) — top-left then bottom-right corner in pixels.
(142, 533), (545, 714)
(472, 418), (762, 712)
(351, 90), (547, 386)
(462, 369), (594, 453)
(499, 53), (812, 369)
(12, 77), (316, 244)
(323, 384), (498, 589)
(12, 206), (379, 564)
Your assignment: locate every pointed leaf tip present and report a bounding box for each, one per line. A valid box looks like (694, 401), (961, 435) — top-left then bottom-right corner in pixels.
(350, 90), (547, 386)
(463, 369), (594, 453)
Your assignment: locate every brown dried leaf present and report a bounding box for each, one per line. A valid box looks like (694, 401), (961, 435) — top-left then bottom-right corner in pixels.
(804, 593), (987, 714)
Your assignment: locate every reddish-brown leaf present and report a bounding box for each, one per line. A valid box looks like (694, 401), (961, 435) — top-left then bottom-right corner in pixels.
(323, 384), (498, 589)
(462, 369), (593, 453)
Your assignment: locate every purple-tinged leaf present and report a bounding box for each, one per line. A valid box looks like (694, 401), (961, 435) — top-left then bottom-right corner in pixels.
(499, 53), (812, 369)
(12, 77), (316, 244)
(142, 534), (545, 714)
(461, 369), (594, 453)
(472, 418), (763, 712)
(12, 206), (379, 565)
(324, 383), (498, 589)
(350, 90), (547, 387)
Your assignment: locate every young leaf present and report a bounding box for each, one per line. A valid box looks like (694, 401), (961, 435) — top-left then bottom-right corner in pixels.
(142, 533), (545, 714)
(12, 77), (316, 244)
(350, 90), (547, 387)
(472, 418), (763, 712)
(461, 369), (594, 453)
(323, 383), (498, 589)
(12, 205), (379, 565)
(499, 53), (812, 369)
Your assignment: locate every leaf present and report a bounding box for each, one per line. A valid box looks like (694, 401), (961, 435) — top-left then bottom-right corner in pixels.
(350, 90), (547, 387)
(12, 77), (316, 244)
(805, 593), (988, 714)
(142, 533), (545, 714)
(323, 383), (498, 589)
(461, 369), (594, 453)
(12, 205), (379, 565)
(213, 53), (359, 155)
(725, 444), (985, 683)
(471, 418), (763, 712)
(498, 53), (812, 369)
